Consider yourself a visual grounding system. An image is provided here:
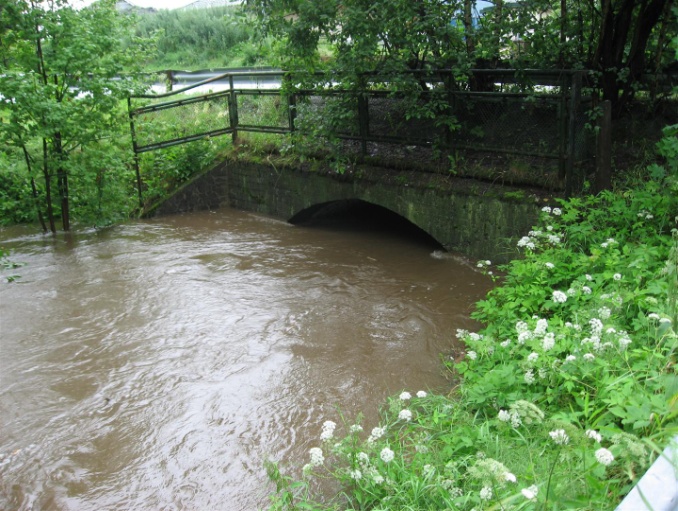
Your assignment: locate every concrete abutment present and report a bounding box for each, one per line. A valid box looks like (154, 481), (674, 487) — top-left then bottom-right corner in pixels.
(147, 159), (542, 264)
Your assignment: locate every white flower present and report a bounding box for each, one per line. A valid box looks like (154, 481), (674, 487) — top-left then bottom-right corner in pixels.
(372, 474), (385, 484)
(542, 333), (555, 351)
(565, 354), (576, 362)
(398, 409), (413, 421)
(320, 420), (336, 441)
(498, 410), (511, 422)
(505, 472), (517, 483)
(585, 274), (593, 281)
(595, 448), (614, 466)
(399, 391), (412, 401)
(613, 273), (622, 281)
(549, 429), (569, 445)
(648, 313), (660, 320)
(659, 317), (672, 325)
(350, 424), (363, 433)
(547, 234), (562, 244)
(586, 430), (602, 442)
(380, 447), (395, 463)
(349, 469), (362, 480)
(367, 426), (386, 443)
(500, 339), (511, 348)
(517, 236), (534, 249)
(479, 485), (493, 500)
(552, 208), (562, 216)
(309, 447), (324, 466)
(583, 353), (595, 361)
(416, 390), (427, 398)
(582, 286), (592, 294)
(467, 351), (477, 360)
(545, 262), (554, 269)
(357, 452), (369, 464)
(589, 318), (604, 335)
(522, 485), (539, 500)
(527, 352), (539, 363)
(618, 336), (632, 349)
(598, 307), (611, 320)
(542, 206), (552, 213)
(534, 318), (548, 335)
(524, 370), (535, 385)
(552, 290), (568, 303)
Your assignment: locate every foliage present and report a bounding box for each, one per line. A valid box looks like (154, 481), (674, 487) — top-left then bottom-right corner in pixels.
(247, 0), (676, 110)
(265, 120), (678, 510)
(269, 393), (662, 511)
(132, 5), (274, 69)
(0, 0), (152, 231)
(0, 247), (21, 283)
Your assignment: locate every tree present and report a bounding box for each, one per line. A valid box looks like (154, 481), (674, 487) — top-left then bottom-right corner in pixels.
(247, 0), (676, 111)
(0, 0), (150, 232)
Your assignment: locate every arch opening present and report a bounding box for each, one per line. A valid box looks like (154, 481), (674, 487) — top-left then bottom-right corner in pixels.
(289, 199), (445, 251)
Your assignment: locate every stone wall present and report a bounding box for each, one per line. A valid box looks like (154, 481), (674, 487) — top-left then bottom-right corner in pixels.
(147, 159), (542, 263)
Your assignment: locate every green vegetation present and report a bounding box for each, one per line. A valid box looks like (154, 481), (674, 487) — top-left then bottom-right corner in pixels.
(248, 0), (675, 113)
(132, 5), (274, 70)
(0, 0), (151, 231)
(266, 123), (678, 511)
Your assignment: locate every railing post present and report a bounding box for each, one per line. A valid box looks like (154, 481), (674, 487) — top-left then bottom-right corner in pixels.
(127, 96), (143, 208)
(595, 100), (612, 192)
(558, 73), (568, 183)
(358, 92), (369, 156)
(565, 71), (582, 196)
(166, 70), (174, 93)
(228, 74), (238, 143)
(285, 73), (297, 134)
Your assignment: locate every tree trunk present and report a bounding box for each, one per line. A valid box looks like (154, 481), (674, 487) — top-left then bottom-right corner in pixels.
(463, 0), (475, 59)
(53, 131), (70, 231)
(620, 0), (670, 105)
(21, 144), (47, 233)
(560, 0), (568, 66)
(42, 138), (56, 234)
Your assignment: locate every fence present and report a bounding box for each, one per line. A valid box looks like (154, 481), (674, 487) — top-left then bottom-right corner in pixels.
(128, 68), (593, 203)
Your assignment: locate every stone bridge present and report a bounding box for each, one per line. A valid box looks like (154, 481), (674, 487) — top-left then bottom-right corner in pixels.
(148, 159), (543, 263)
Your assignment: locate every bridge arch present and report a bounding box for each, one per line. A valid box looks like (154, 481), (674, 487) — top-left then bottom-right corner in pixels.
(288, 199), (445, 249)
(149, 160), (540, 263)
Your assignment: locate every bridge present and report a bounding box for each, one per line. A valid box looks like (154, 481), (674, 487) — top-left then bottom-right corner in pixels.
(129, 69), (585, 262)
(147, 158), (542, 264)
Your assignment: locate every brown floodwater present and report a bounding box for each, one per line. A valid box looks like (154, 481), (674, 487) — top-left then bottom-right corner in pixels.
(0, 207), (492, 510)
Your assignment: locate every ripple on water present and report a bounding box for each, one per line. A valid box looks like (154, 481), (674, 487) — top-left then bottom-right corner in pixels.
(0, 209), (492, 510)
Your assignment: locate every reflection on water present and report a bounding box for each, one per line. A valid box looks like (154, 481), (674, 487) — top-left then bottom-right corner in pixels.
(0, 208), (491, 510)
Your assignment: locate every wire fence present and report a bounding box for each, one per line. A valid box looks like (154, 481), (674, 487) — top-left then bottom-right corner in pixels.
(128, 69), (595, 200)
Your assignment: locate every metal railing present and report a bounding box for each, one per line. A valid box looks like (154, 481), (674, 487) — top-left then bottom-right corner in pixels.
(128, 68), (592, 204)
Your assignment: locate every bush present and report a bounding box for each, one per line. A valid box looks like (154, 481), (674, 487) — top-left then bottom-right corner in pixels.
(266, 128), (678, 510)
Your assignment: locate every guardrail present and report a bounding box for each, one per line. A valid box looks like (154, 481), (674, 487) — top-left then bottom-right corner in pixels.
(128, 68), (593, 205)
